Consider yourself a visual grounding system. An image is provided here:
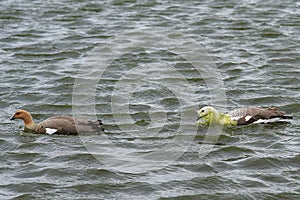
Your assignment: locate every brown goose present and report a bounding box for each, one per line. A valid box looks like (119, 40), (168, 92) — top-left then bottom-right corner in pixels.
(11, 109), (104, 135)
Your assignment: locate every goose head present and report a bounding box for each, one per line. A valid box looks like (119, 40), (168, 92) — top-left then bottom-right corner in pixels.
(197, 106), (221, 125)
(11, 109), (34, 126)
(197, 106), (219, 117)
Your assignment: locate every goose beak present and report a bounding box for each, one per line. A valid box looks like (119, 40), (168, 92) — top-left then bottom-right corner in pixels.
(196, 116), (201, 121)
(10, 116), (15, 120)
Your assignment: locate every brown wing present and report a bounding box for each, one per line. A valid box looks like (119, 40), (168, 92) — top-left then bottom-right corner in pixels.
(39, 116), (103, 134)
(230, 107), (292, 125)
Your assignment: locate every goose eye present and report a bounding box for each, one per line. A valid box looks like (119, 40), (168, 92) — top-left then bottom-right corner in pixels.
(16, 112), (21, 115)
(201, 110), (204, 113)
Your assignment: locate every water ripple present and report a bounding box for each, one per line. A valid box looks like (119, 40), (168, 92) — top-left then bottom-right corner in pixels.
(0, 0), (299, 199)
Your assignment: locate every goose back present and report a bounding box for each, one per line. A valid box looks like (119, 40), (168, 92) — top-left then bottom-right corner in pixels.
(37, 116), (103, 134)
(229, 107), (292, 125)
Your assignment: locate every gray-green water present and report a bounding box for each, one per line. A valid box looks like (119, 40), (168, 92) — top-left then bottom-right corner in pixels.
(1, 0), (300, 199)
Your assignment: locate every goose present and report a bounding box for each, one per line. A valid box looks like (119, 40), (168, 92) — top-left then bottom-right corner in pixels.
(10, 109), (104, 135)
(197, 106), (293, 126)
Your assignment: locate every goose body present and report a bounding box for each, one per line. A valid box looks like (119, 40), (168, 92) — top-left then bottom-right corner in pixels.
(11, 110), (104, 135)
(197, 106), (292, 126)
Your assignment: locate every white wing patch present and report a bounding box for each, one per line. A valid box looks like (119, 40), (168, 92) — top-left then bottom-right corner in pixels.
(230, 116), (240, 121)
(245, 116), (252, 122)
(46, 128), (58, 135)
(253, 118), (290, 124)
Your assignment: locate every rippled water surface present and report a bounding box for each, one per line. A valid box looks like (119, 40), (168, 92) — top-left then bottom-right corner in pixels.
(1, 0), (299, 199)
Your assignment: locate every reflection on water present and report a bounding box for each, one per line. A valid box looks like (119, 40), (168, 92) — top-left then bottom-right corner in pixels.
(0, 0), (299, 199)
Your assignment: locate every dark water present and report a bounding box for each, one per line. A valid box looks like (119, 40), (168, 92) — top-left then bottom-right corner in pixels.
(1, 0), (300, 199)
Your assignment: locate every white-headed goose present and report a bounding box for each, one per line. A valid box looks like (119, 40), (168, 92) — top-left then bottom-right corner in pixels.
(197, 106), (293, 126)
